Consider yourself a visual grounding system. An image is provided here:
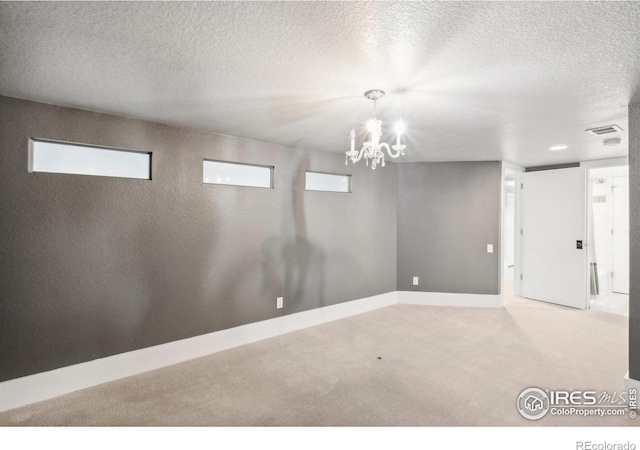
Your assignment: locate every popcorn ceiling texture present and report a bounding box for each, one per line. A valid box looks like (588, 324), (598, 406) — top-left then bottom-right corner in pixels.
(0, 1), (638, 167)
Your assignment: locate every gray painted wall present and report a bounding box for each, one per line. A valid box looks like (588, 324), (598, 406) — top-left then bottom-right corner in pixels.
(630, 103), (640, 380)
(396, 162), (501, 295)
(0, 96), (397, 382)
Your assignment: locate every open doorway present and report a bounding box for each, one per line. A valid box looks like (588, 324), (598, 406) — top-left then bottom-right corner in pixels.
(588, 166), (629, 316)
(503, 169), (517, 296)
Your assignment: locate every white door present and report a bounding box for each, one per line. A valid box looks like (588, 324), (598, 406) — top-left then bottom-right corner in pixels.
(612, 175), (629, 294)
(521, 167), (587, 309)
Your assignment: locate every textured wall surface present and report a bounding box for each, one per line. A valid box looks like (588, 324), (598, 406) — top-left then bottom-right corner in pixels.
(396, 162), (501, 295)
(630, 103), (640, 380)
(0, 96), (397, 382)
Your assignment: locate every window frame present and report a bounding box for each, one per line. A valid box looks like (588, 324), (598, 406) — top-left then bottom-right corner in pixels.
(202, 158), (274, 189)
(29, 138), (152, 180)
(305, 170), (352, 193)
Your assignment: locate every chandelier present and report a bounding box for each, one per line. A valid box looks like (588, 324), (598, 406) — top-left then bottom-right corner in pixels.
(345, 89), (406, 169)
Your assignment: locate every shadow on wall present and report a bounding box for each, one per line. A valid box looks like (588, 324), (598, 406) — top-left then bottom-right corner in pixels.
(0, 143), (332, 380)
(194, 153), (326, 332)
(261, 155), (325, 313)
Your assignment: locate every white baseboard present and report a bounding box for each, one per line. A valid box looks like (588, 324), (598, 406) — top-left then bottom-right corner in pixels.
(624, 372), (640, 393)
(397, 291), (502, 308)
(0, 290), (501, 413)
(0, 291), (397, 413)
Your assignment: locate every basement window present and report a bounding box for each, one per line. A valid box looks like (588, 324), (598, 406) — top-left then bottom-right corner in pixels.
(305, 171), (351, 193)
(203, 160), (273, 188)
(30, 139), (151, 180)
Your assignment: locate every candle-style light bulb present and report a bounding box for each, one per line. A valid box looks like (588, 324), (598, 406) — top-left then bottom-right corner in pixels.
(350, 129), (355, 153)
(394, 121), (405, 146)
(366, 119), (376, 143)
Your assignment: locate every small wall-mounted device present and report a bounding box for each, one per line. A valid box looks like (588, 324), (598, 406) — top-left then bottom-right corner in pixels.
(412, 277), (419, 286)
(277, 297), (284, 309)
(576, 240), (583, 250)
(487, 244), (494, 253)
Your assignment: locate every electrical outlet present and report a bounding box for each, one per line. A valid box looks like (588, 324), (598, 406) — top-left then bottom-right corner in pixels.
(276, 297), (284, 309)
(412, 277), (419, 286)
(487, 244), (494, 253)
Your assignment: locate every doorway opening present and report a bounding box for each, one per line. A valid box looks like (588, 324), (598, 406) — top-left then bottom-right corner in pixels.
(503, 169), (517, 297)
(588, 166), (629, 316)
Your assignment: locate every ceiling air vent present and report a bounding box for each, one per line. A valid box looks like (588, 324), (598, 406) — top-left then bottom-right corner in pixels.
(586, 125), (623, 136)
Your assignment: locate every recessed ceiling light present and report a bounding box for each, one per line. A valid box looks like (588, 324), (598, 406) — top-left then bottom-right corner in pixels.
(549, 145), (568, 151)
(603, 138), (622, 147)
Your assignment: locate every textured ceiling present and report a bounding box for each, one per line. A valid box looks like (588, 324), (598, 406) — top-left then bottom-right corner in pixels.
(1, 1), (639, 167)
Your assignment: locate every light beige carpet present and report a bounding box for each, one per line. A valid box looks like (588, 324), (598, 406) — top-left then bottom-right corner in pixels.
(0, 293), (632, 426)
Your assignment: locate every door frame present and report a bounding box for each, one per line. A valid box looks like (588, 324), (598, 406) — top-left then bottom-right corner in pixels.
(502, 158), (628, 308)
(583, 157), (629, 307)
(500, 162), (525, 304)
(612, 173), (630, 294)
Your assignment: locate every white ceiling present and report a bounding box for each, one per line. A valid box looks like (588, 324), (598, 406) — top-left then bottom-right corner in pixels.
(1, 1), (639, 167)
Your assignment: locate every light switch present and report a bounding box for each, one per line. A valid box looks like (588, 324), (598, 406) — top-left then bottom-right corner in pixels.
(487, 244), (494, 253)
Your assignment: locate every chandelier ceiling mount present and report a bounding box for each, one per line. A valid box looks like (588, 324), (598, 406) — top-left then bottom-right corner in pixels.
(363, 89), (386, 101)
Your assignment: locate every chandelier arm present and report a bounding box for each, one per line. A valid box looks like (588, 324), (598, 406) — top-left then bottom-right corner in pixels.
(349, 147), (367, 163)
(386, 142), (407, 159)
(379, 143), (398, 158)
